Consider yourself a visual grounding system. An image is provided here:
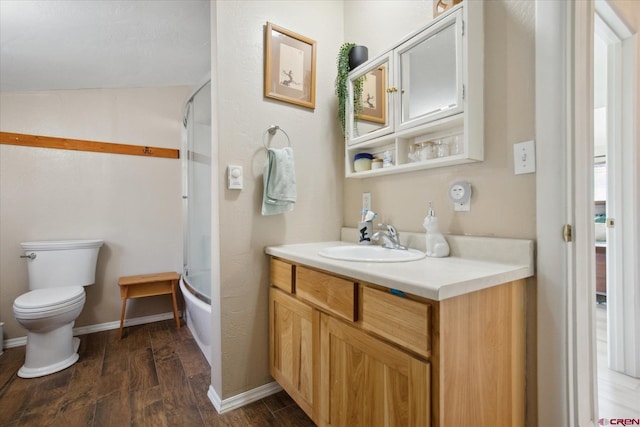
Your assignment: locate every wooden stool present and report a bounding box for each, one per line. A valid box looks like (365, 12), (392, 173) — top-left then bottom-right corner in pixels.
(118, 271), (180, 339)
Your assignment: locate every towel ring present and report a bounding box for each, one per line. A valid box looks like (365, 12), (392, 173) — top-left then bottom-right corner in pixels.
(263, 125), (291, 151)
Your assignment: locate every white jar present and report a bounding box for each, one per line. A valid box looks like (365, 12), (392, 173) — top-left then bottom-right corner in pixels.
(354, 153), (373, 172)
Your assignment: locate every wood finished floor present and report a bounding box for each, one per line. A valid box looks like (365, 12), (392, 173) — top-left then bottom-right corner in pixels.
(0, 320), (314, 427)
(596, 304), (640, 419)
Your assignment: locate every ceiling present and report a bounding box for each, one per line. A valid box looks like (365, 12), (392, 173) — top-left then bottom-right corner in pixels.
(0, 0), (210, 92)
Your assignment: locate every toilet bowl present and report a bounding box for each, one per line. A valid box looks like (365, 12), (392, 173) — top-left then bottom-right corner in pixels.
(13, 239), (103, 378)
(13, 287), (86, 378)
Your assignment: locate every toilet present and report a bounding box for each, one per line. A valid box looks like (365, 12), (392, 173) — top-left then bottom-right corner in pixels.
(13, 239), (103, 378)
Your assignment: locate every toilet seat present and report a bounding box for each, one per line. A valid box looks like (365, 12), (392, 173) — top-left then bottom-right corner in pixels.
(14, 286), (85, 318)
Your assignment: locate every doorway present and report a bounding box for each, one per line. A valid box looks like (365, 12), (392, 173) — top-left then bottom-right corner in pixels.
(593, 4), (640, 419)
(535, 0), (639, 423)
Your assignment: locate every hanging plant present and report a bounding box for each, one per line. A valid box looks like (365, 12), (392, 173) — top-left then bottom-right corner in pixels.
(335, 43), (366, 136)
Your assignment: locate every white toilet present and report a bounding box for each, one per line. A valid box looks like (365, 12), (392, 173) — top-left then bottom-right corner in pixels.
(13, 239), (103, 378)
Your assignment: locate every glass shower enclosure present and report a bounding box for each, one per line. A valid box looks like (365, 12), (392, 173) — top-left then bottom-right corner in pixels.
(182, 80), (212, 303)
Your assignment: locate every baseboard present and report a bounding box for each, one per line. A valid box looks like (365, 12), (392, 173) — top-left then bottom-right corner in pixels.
(207, 381), (283, 414)
(2, 311), (180, 349)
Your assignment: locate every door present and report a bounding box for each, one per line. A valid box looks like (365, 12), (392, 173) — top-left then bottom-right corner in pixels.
(594, 4), (640, 380)
(536, 0), (640, 424)
(319, 314), (430, 427)
(269, 288), (319, 420)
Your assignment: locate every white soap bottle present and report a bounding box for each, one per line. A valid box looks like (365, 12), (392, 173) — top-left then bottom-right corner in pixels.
(423, 202), (450, 257)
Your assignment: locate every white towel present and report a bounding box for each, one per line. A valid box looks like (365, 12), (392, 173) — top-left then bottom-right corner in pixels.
(262, 147), (297, 216)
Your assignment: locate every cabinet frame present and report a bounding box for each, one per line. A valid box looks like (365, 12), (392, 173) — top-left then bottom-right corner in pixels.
(344, 2), (483, 178)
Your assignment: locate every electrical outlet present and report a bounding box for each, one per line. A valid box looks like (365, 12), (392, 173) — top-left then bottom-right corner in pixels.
(449, 181), (472, 211)
(514, 140), (536, 175)
(362, 192), (372, 212)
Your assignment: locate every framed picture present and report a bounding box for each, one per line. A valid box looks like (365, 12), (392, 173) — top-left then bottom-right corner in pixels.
(357, 67), (386, 124)
(264, 22), (316, 109)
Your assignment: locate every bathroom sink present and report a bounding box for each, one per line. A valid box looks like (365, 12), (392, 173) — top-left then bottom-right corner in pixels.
(318, 245), (425, 262)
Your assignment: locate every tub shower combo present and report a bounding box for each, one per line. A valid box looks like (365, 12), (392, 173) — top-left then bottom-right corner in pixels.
(181, 79), (212, 365)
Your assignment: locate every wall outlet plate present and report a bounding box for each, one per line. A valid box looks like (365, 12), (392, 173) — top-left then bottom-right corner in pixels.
(362, 192), (371, 212)
(514, 140), (536, 175)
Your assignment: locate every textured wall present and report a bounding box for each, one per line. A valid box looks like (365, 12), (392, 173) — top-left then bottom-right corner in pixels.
(343, 1), (537, 240)
(344, 0), (434, 59)
(214, 1), (344, 398)
(213, 0), (537, 400)
(0, 87), (189, 339)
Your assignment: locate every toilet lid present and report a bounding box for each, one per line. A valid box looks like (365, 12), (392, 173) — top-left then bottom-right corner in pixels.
(14, 286), (85, 310)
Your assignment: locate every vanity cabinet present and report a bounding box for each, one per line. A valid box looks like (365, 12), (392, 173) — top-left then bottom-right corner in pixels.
(268, 257), (525, 427)
(345, 2), (483, 178)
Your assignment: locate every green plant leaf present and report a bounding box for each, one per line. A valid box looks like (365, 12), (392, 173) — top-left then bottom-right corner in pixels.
(335, 43), (356, 136)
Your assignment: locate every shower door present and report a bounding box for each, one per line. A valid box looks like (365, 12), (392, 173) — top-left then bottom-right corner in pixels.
(183, 81), (212, 302)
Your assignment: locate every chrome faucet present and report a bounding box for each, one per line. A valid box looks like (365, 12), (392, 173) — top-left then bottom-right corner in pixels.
(372, 223), (407, 250)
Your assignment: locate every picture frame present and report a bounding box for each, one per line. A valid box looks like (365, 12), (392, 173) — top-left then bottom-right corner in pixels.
(264, 22), (316, 109)
(357, 66), (386, 124)
(434, 0), (463, 17)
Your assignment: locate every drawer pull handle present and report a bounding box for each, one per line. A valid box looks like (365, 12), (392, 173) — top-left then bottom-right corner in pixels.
(390, 288), (407, 298)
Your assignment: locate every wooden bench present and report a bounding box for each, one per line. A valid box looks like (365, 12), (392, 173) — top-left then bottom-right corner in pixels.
(118, 271), (180, 339)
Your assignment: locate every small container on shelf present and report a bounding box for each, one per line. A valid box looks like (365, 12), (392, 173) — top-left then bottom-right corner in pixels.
(382, 150), (393, 167)
(420, 141), (436, 161)
(371, 158), (384, 169)
(408, 143), (420, 162)
(354, 153), (373, 172)
(435, 138), (450, 158)
(450, 133), (463, 155)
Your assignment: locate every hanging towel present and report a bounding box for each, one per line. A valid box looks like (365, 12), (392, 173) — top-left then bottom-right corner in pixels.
(262, 147), (297, 216)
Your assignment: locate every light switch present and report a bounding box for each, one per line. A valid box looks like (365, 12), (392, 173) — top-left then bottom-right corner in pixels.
(227, 165), (243, 190)
(514, 140), (536, 175)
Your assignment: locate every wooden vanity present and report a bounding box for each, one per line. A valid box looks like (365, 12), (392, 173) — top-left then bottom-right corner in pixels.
(268, 248), (528, 427)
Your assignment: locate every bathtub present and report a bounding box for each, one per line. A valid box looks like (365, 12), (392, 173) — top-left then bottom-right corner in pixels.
(180, 277), (212, 365)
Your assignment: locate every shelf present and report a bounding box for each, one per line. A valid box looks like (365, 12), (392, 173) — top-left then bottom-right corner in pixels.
(346, 154), (475, 179)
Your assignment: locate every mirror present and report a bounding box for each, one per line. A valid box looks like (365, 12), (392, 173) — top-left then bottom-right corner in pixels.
(400, 19), (459, 125)
(350, 60), (390, 140)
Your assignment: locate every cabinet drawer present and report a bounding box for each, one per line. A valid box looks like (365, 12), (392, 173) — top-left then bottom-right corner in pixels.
(271, 258), (294, 293)
(296, 267), (357, 322)
(361, 286), (431, 357)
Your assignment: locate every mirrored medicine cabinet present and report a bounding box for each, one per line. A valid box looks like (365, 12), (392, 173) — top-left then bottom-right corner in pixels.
(345, 2), (484, 178)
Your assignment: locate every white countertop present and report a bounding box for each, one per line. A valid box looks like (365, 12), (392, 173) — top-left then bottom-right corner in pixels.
(265, 237), (535, 301)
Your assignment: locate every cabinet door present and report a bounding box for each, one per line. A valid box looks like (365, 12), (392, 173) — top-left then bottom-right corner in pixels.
(396, 9), (463, 131)
(319, 314), (430, 427)
(269, 288), (319, 421)
(347, 53), (393, 146)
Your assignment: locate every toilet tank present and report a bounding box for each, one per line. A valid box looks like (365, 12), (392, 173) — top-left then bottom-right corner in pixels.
(20, 240), (104, 290)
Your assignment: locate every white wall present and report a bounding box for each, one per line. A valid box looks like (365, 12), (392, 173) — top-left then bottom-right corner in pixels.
(214, 0), (344, 398)
(343, 1), (536, 240)
(0, 87), (189, 339)
(343, 0), (434, 58)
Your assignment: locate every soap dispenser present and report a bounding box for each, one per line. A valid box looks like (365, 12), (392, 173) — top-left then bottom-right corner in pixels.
(423, 202), (450, 257)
